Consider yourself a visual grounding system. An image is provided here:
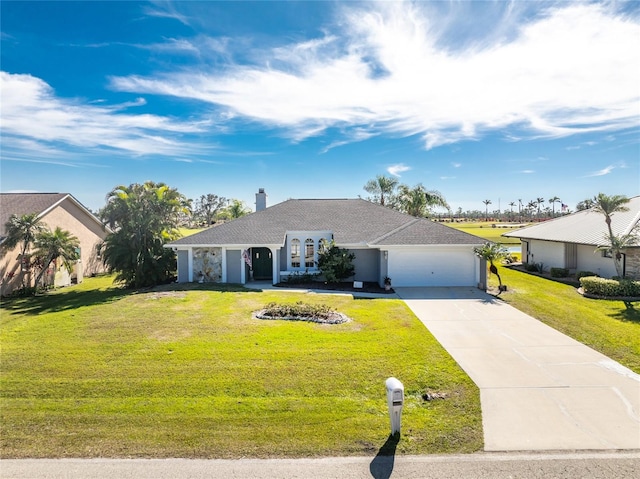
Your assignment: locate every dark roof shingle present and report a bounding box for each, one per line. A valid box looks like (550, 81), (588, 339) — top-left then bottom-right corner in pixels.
(170, 198), (483, 247)
(0, 193), (68, 237)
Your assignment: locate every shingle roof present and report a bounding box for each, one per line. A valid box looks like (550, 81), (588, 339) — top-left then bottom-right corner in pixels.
(0, 193), (68, 238)
(503, 196), (640, 245)
(0, 193), (105, 240)
(170, 198), (483, 247)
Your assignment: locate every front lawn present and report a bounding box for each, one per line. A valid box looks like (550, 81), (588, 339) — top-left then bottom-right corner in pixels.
(0, 276), (482, 458)
(490, 265), (640, 373)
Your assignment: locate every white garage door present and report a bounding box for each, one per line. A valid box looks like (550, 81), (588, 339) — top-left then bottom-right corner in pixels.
(388, 248), (477, 287)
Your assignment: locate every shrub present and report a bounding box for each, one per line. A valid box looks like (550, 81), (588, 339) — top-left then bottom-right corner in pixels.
(580, 277), (640, 297)
(261, 301), (334, 319)
(525, 262), (544, 273)
(576, 271), (597, 280)
(284, 271), (320, 284)
(550, 267), (569, 278)
(317, 240), (355, 283)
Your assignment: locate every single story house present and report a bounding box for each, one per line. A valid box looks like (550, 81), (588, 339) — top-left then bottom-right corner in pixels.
(0, 193), (109, 295)
(167, 190), (487, 288)
(503, 196), (640, 279)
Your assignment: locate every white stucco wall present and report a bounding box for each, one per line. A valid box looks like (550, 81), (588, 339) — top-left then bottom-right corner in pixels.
(576, 244), (617, 277)
(527, 240), (565, 269)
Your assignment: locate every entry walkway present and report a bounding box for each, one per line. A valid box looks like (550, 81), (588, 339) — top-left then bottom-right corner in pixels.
(396, 287), (640, 451)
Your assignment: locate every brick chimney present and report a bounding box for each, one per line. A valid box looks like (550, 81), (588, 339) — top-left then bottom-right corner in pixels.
(255, 188), (267, 211)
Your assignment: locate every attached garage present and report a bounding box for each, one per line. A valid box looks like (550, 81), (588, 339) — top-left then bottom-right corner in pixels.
(168, 194), (486, 289)
(387, 247), (478, 287)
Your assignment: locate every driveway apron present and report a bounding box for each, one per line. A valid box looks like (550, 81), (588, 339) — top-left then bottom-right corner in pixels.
(396, 287), (640, 451)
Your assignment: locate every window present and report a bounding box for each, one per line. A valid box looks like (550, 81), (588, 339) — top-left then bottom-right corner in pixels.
(291, 239), (300, 267)
(305, 238), (314, 268)
(601, 249), (613, 258)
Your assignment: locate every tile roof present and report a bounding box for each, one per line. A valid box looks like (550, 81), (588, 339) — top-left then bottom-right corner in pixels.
(170, 198), (483, 247)
(503, 196), (640, 246)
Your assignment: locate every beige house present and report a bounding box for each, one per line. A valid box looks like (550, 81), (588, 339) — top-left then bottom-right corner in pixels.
(0, 193), (109, 296)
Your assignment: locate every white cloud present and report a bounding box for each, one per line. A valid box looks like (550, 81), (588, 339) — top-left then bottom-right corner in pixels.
(0, 72), (214, 162)
(521, 170), (535, 174)
(142, 1), (190, 26)
(584, 165), (615, 177)
(111, 1), (640, 150)
(451, 162), (461, 168)
(387, 163), (411, 176)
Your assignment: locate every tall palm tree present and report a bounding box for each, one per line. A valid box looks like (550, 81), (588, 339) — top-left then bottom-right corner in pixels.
(1, 213), (47, 287)
(536, 197), (545, 218)
(592, 193), (631, 277)
(508, 202), (516, 220)
(32, 227), (80, 290)
(397, 184), (448, 217)
(518, 199), (523, 221)
(363, 175), (399, 206)
(482, 199), (492, 221)
(548, 196), (561, 217)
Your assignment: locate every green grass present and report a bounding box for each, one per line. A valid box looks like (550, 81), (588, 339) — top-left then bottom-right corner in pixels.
(445, 222), (523, 244)
(0, 276), (482, 458)
(491, 265), (640, 373)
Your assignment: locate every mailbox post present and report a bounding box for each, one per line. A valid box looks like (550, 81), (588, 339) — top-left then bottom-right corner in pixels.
(385, 377), (404, 436)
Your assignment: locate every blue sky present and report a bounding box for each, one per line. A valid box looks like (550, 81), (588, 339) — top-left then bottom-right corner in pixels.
(1, 0), (639, 214)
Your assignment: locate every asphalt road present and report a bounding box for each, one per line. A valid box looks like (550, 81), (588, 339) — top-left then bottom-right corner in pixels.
(2, 452), (639, 479)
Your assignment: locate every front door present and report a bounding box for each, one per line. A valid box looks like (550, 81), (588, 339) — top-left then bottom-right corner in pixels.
(252, 248), (273, 280)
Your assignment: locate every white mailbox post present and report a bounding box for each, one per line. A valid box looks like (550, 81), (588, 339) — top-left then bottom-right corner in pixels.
(385, 377), (404, 436)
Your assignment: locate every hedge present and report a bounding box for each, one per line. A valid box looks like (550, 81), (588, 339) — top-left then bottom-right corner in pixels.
(579, 276), (640, 297)
(550, 267), (569, 278)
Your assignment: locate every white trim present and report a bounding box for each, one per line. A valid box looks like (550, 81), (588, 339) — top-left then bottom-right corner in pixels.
(39, 194), (112, 233)
(221, 247), (227, 283)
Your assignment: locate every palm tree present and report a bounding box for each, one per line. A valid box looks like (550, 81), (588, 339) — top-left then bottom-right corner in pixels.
(1, 213), (47, 287)
(591, 193), (631, 277)
(482, 199), (492, 221)
(548, 196), (561, 217)
(536, 197), (545, 218)
(363, 175), (399, 206)
(99, 181), (190, 288)
(474, 242), (508, 292)
(518, 199), (523, 222)
(225, 199), (251, 219)
(396, 184), (448, 217)
(32, 227), (80, 290)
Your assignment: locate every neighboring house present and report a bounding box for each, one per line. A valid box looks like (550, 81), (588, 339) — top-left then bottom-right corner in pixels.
(0, 193), (109, 295)
(167, 190), (487, 288)
(503, 196), (640, 279)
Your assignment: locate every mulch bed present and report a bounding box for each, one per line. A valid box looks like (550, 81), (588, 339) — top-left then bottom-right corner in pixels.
(274, 281), (394, 294)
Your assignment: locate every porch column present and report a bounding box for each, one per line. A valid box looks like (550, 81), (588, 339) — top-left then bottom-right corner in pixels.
(240, 251), (246, 284)
(270, 247), (279, 285)
(221, 247), (227, 283)
(188, 247), (194, 282)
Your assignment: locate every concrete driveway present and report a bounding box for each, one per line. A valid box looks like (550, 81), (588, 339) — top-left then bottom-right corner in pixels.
(396, 287), (640, 452)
